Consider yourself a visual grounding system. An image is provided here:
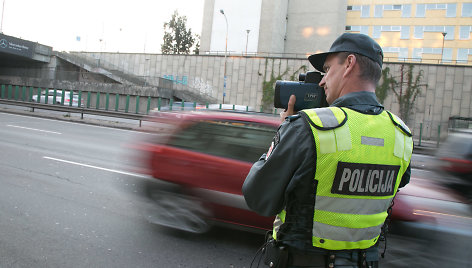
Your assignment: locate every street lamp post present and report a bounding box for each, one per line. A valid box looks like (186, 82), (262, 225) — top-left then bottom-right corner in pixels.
(220, 9), (228, 104)
(441, 32), (447, 63)
(245, 29), (250, 56)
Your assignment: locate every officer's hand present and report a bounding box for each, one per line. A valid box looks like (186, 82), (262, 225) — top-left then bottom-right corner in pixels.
(280, 95), (296, 122)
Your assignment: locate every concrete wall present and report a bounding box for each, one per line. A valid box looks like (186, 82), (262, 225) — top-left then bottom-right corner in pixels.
(381, 64), (472, 141)
(82, 51), (471, 141)
(283, 0), (347, 55)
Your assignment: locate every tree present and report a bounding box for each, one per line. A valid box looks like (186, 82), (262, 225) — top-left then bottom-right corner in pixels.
(161, 10), (199, 54)
(376, 64), (427, 123)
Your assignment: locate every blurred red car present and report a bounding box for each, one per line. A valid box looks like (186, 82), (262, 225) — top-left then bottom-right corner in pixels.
(130, 110), (280, 233)
(128, 109), (471, 236)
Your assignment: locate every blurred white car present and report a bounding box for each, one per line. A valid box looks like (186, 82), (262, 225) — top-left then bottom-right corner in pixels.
(31, 90), (83, 107)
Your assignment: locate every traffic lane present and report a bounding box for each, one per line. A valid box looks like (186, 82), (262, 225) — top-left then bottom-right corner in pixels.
(0, 177), (263, 267)
(0, 113), (263, 267)
(379, 231), (471, 268)
(0, 112), (150, 172)
(0, 156), (263, 267)
(411, 153), (439, 170)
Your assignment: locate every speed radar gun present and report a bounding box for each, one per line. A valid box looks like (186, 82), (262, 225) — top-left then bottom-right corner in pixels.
(274, 71), (328, 111)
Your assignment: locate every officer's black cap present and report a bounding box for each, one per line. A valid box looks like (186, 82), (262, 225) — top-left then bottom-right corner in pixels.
(308, 33), (384, 72)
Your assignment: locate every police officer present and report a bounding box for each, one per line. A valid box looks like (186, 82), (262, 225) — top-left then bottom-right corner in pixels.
(242, 33), (413, 268)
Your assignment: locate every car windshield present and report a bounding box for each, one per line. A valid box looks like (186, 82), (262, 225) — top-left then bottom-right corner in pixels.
(167, 119), (276, 162)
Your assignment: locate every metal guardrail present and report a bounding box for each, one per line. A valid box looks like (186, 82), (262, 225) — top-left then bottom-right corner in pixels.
(0, 83), (269, 127)
(0, 98), (147, 125)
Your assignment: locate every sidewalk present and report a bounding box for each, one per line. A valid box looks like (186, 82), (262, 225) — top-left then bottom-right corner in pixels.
(413, 139), (438, 156)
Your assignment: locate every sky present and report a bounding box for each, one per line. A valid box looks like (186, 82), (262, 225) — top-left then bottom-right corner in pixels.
(0, 0), (205, 53)
(210, 0), (260, 54)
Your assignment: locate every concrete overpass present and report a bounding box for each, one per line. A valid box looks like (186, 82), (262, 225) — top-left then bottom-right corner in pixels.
(0, 33), (216, 105)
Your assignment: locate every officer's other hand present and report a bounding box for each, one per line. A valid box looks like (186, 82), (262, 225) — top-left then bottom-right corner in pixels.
(280, 95), (296, 122)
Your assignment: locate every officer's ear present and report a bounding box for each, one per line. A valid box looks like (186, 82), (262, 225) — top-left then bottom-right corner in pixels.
(343, 54), (357, 77)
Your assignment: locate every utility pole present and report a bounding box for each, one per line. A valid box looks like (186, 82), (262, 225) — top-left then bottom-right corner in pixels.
(245, 30), (250, 55)
(440, 32), (447, 63)
(220, 9), (228, 104)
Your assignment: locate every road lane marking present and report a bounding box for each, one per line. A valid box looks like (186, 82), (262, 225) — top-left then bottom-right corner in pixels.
(413, 209), (472, 220)
(43, 156), (148, 178)
(7, 125), (62, 134)
(1, 112), (140, 133)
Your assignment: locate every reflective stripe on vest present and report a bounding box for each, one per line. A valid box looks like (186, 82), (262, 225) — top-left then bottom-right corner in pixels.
(304, 107), (352, 154)
(273, 107), (412, 250)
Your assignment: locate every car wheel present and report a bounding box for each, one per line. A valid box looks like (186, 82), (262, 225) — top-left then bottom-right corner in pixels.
(145, 189), (212, 234)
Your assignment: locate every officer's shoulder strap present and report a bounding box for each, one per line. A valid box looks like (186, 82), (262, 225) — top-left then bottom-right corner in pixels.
(386, 110), (412, 137)
(300, 107), (347, 130)
(285, 114), (301, 122)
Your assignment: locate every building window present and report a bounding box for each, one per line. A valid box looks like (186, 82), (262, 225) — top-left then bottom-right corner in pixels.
(383, 47), (400, 53)
(444, 26), (455, 40)
(412, 48), (422, 61)
(417, 3), (458, 17)
(401, 26), (410, 39)
(446, 3), (457, 17)
(373, 25), (410, 39)
(345, 26), (369, 35)
(375, 4), (409, 17)
(414, 26), (424, 39)
(373, 26), (382, 38)
(460, 26), (472, 40)
(462, 3), (472, 17)
(411, 47), (453, 62)
(402, 4), (411, 17)
(442, 48), (452, 62)
(399, 48), (408, 59)
(416, 4), (426, 17)
(374, 5), (383, 17)
(361, 5), (370, 17)
(347, 5), (369, 17)
(413, 26), (455, 40)
(457, 48), (471, 63)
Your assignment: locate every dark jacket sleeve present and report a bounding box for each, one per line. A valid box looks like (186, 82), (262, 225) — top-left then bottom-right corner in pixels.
(399, 163), (411, 188)
(242, 116), (315, 217)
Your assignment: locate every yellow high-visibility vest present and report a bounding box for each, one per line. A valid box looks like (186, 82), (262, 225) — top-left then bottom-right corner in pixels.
(273, 107), (412, 250)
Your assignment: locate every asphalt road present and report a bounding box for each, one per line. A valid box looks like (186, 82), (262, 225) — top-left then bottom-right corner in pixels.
(0, 111), (470, 267)
(0, 112), (265, 268)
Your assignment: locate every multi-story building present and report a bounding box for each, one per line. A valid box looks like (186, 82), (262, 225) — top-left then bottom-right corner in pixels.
(346, 0), (472, 64)
(200, 0), (472, 65)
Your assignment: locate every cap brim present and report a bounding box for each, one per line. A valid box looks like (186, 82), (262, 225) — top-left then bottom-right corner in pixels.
(308, 52), (330, 72)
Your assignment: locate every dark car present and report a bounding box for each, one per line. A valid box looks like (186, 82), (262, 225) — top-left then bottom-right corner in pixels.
(435, 129), (472, 180)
